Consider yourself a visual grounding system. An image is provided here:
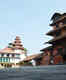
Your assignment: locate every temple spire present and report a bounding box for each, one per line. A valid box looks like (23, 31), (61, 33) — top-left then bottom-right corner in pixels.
(12, 36), (24, 50)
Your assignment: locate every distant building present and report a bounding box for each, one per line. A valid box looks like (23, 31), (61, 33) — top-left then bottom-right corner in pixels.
(0, 36), (27, 68)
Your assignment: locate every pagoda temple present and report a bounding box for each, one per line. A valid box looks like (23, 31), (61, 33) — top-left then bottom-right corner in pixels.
(40, 13), (66, 65)
(12, 36), (24, 50)
(0, 36), (27, 68)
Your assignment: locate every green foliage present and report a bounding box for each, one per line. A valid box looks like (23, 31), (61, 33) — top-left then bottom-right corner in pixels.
(19, 61), (32, 66)
(24, 48), (27, 51)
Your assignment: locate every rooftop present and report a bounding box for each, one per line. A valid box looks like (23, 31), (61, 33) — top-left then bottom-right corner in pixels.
(50, 13), (66, 26)
(46, 24), (66, 36)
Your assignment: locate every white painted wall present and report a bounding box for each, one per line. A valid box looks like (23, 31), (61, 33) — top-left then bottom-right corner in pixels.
(20, 54), (26, 61)
(0, 49), (27, 64)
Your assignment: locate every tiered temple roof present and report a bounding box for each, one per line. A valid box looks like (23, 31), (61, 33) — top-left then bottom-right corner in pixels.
(46, 24), (66, 36)
(0, 47), (14, 54)
(46, 13), (66, 45)
(0, 36), (25, 54)
(50, 13), (66, 26)
(12, 36), (24, 50)
(41, 12), (66, 53)
(40, 46), (53, 52)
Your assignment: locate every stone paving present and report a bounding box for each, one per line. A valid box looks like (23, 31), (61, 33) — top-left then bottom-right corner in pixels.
(0, 65), (66, 80)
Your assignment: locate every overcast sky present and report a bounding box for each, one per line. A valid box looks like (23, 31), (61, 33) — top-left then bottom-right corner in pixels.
(0, 0), (66, 54)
